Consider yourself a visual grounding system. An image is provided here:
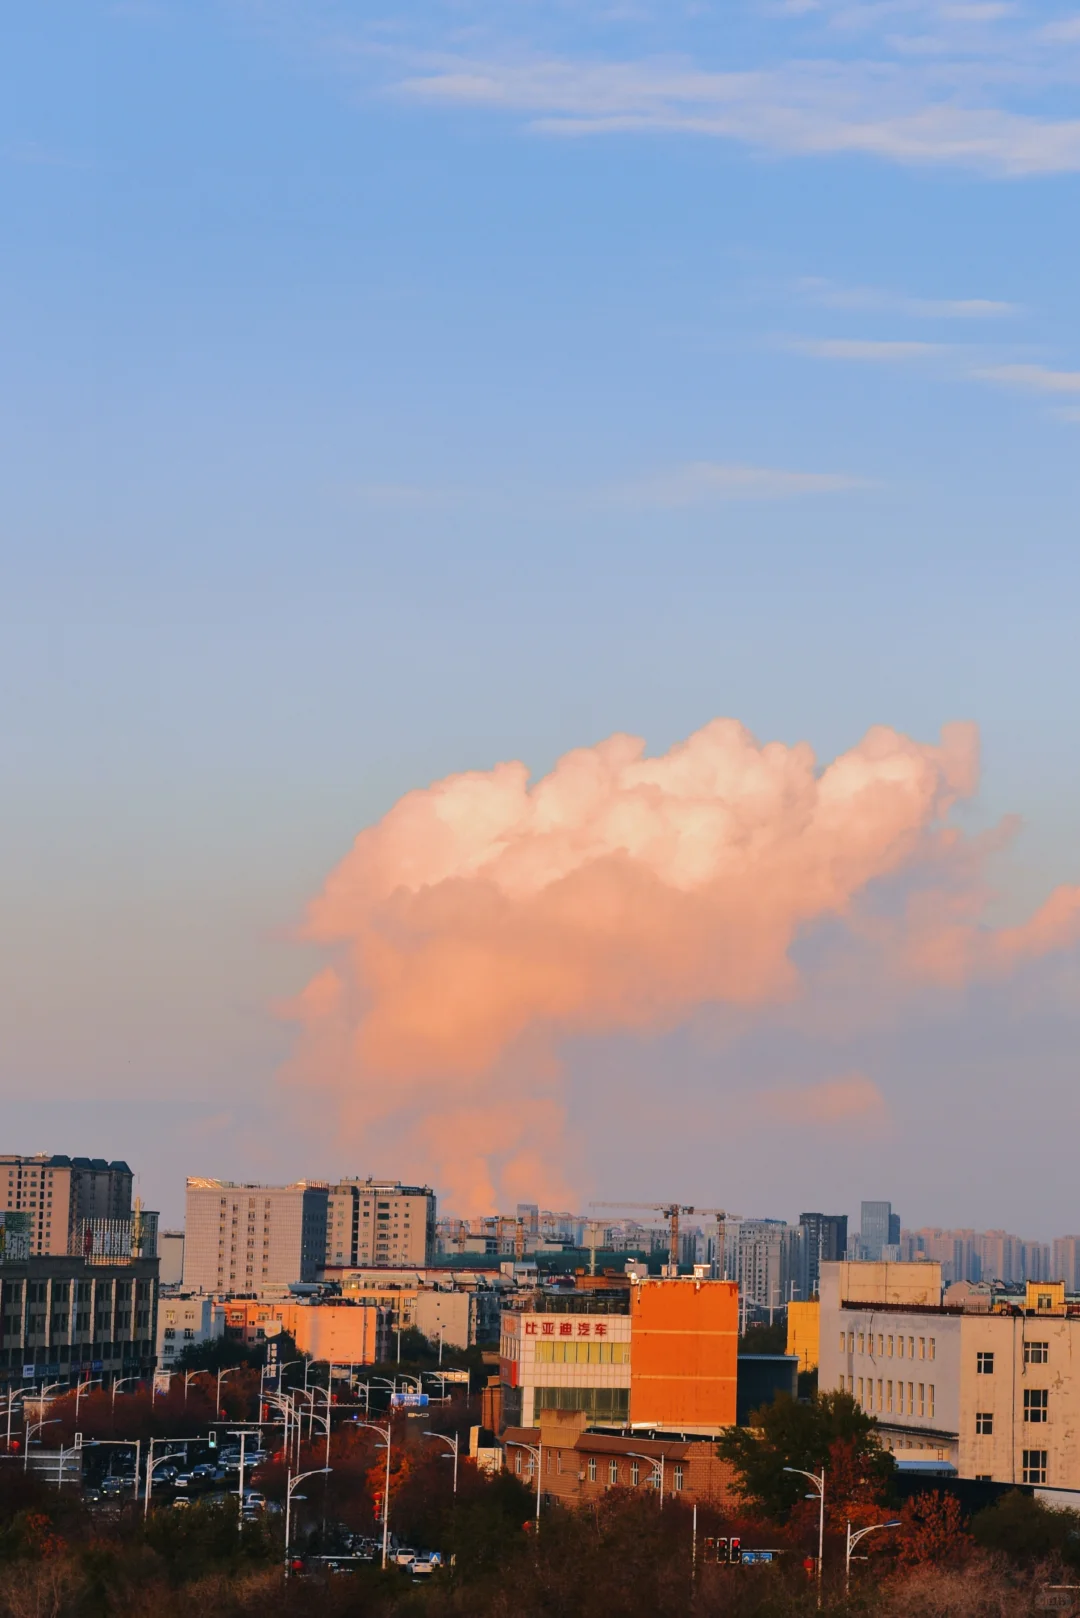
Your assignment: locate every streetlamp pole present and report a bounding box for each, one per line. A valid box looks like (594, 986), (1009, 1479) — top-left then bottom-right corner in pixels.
(423, 1430), (459, 1493)
(505, 1440), (543, 1537)
(356, 1422), (393, 1569)
(284, 1466), (331, 1577)
(627, 1451), (666, 1509)
(144, 1441), (187, 1518)
(845, 1519), (901, 1596)
(111, 1375), (140, 1416)
(784, 1467), (826, 1609)
(75, 1378), (101, 1424)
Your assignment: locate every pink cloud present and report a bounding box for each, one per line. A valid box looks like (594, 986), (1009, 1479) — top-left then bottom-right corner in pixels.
(281, 716), (1077, 1210)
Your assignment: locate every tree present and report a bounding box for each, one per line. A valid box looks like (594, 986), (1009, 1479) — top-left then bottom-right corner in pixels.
(739, 1319), (788, 1355)
(898, 1489), (972, 1567)
(972, 1490), (1080, 1566)
(718, 1389), (893, 1520)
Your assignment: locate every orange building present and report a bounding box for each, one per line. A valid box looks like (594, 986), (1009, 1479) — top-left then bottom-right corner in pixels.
(629, 1277), (738, 1434)
(218, 1298), (387, 1364)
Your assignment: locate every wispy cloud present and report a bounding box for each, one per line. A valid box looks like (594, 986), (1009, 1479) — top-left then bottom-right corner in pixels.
(395, 49), (1080, 176)
(613, 459), (869, 503)
(750, 1072), (892, 1133)
(973, 362), (1080, 394)
(785, 336), (944, 361)
(798, 276), (1019, 319)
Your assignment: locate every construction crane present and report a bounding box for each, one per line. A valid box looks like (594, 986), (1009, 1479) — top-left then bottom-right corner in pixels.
(589, 1202), (729, 1275)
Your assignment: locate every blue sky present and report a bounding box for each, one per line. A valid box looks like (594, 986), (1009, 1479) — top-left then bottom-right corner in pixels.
(2, 1), (1079, 1229)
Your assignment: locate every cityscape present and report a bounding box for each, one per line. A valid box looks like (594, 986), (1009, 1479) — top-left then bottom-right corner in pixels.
(6, 0), (1080, 1614)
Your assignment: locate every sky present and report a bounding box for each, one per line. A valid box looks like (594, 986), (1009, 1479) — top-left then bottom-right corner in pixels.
(2, 0), (1079, 1233)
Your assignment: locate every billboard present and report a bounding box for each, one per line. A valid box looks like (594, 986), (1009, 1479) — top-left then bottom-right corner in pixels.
(0, 1212), (31, 1264)
(389, 1392), (429, 1410)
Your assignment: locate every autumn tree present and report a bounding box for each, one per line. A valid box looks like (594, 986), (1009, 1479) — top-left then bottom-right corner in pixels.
(718, 1388), (893, 1520)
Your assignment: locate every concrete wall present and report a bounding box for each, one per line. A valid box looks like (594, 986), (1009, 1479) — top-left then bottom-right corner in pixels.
(629, 1277), (738, 1434)
(822, 1260), (942, 1309)
(787, 1300), (820, 1372)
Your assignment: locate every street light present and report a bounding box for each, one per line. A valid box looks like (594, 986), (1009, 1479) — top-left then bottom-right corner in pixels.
(23, 1418), (61, 1471)
(784, 1467), (826, 1610)
(284, 1466), (331, 1576)
(75, 1378), (102, 1424)
(144, 1441), (188, 1518)
(215, 1365), (237, 1419)
(846, 1519), (901, 1595)
(356, 1422), (393, 1569)
(2, 1391), (26, 1452)
(111, 1375), (141, 1415)
(626, 1451), (666, 1509)
(505, 1439), (543, 1537)
(423, 1430), (459, 1493)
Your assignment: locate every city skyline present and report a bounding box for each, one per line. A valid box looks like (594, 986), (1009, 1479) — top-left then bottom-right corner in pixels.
(3, 4), (1080, 1229)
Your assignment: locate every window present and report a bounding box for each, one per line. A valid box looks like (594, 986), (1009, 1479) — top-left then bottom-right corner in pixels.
(907, 1382), (914, 1414)
(929, 1386), (935, 1419)
(929, 1338), (936, 1361)
(977, 1352), (994, 1375)
(1023, 1450), (1047, 1485)
(918, 1384), (925, 1417)
(918, 1337), (925, 1360)
(1038, 1294), (1053, 1311)
(609, 1459), (619, 1485)
(839, 1331), (846, 1352)
(908, 1337), (915, 1358)
(858, 1333), (865, 1354)
(975, 1412), (993, 1434)
(674, 1465), (684, 1491)
(898, 1337), (904, 1359)
(631, 1461), (640, 1486)
(848, 1331), (855, 1353)
(878, 1334), (884, 1357)
(1024, 1389), (1049, 1424)
(886, 1380), (893, 1412)
(1025, 1341), (1049, 1365)
(887, 1335), (894, 1357)
(857, 1377), (864, 1403)
(877, 1379), (883, 1410)
(588, 1458), (597, 1482)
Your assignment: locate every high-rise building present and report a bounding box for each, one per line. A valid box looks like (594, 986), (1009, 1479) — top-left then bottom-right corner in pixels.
(798, 1213), (848, 1299)
(860, 1201), (899, 1262)
(1053, 1236), (1080, 1293)
(182, 1179), (329, 1295)
(0, 1155), (135, 1258)
(323, 1179), (435, 1269)
(720, 1219), (802, 1317)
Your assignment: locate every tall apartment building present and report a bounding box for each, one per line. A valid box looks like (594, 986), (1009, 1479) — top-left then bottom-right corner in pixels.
(1053, 1237), (1080, 1293)
(720, 1219), (802, 1317)
(860, 1201), (900, 1261)
(798, 1213), (848, 1299)
(0, 1155), (134, 1257)
(183, 1180), (329, 1295)
(324, 1180), (436, 1269)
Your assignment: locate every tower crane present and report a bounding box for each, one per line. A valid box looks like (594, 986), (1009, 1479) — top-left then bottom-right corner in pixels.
(589, 1202), (729, 1275)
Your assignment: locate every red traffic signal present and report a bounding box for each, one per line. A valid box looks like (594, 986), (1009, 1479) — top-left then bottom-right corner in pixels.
(729, 1537), (742, 1565)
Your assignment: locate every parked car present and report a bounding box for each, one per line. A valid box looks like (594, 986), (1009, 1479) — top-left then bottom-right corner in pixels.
(243, 1490), (267, 1510)
(172, 1498), (191, 1511)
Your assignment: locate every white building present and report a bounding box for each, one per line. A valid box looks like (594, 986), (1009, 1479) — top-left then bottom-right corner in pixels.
(324, 1180), (435, 1269)
(819, 1264), (1080, 1492)
(156, 1295), (222, 1369)
(182, 1179), (328, 1295)
(499, 1301), (631, 1428)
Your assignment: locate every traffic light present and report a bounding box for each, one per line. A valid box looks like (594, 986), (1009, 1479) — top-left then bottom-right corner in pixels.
(729, 1537), (742, 1565)
(715, 1538), (729, 1563)
(208, 1432), (217, 1450)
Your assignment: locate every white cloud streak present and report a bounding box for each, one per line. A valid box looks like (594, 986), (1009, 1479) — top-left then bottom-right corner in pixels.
(974, 363), (1080, 394)
(613, 460), (869, 503)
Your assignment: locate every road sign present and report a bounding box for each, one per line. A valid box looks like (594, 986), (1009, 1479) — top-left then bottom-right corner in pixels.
(1035, 1594), (1076, 1612)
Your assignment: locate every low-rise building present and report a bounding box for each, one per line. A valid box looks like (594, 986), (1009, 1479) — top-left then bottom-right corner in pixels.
(0, 1251), (158, 1386)
(500, 1292), (632, 1429)
(501, 1410), (738, 1508)
(820, 1264), (1080, 1491)
(217, 1297), (388, 1364)
(156, 1295), (220, 1369)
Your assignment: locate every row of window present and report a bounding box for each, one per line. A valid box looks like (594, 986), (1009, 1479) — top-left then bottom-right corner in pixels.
(533, 1341), (630, 1365)
(841, 1330), (936, 1361)
(975, 1391), (1049, 1430)
(841, 1375), (935, 1419)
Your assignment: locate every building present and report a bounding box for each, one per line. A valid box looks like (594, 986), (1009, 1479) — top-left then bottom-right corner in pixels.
(0, 1250), (158, 1386)
(720, 1219), (802, 1319)
(182, 1179), (329, 1295)
(218, 1297), (387, 1364)
(0, 1155), (135, 1258)
(787, 1299), (820, 1373)
(499, 1291), (632, 1429)
(819, 1263), (1080, 1491)
(629, 1277), (738, 1435)
(324, 1180), (435, 1269)
(502, 1409), (739, 1508)
(158, 1231), (185, 1289)
(860, 1202), (900, 1262)
(1053, 1237), (1080, 1294)
(156, 1295), (221, 1370)
(798, 1213), (848, 1299)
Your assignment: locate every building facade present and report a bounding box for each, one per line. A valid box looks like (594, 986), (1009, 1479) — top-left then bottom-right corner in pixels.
(182, 1179), (329, 1295)
(629, 1277), (738, 1435)
(502, 1410), (739, 1509)
(798, 1213), (848, 1299)
(324, 1180), (436, 1269)
(0, 1155), (135, 1258)
(156, 1294), (221, 1370)
(0, 1252), (158, 1386)
(499, 1293), (632, 1429)
(218, 1297), (387, 1363)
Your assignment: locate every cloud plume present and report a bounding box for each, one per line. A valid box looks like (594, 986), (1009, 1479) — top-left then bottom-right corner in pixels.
(284, 718), (1080, 1210)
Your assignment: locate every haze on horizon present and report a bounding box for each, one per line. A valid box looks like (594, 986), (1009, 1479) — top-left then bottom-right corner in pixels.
(2, 1), (1079, 1233)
